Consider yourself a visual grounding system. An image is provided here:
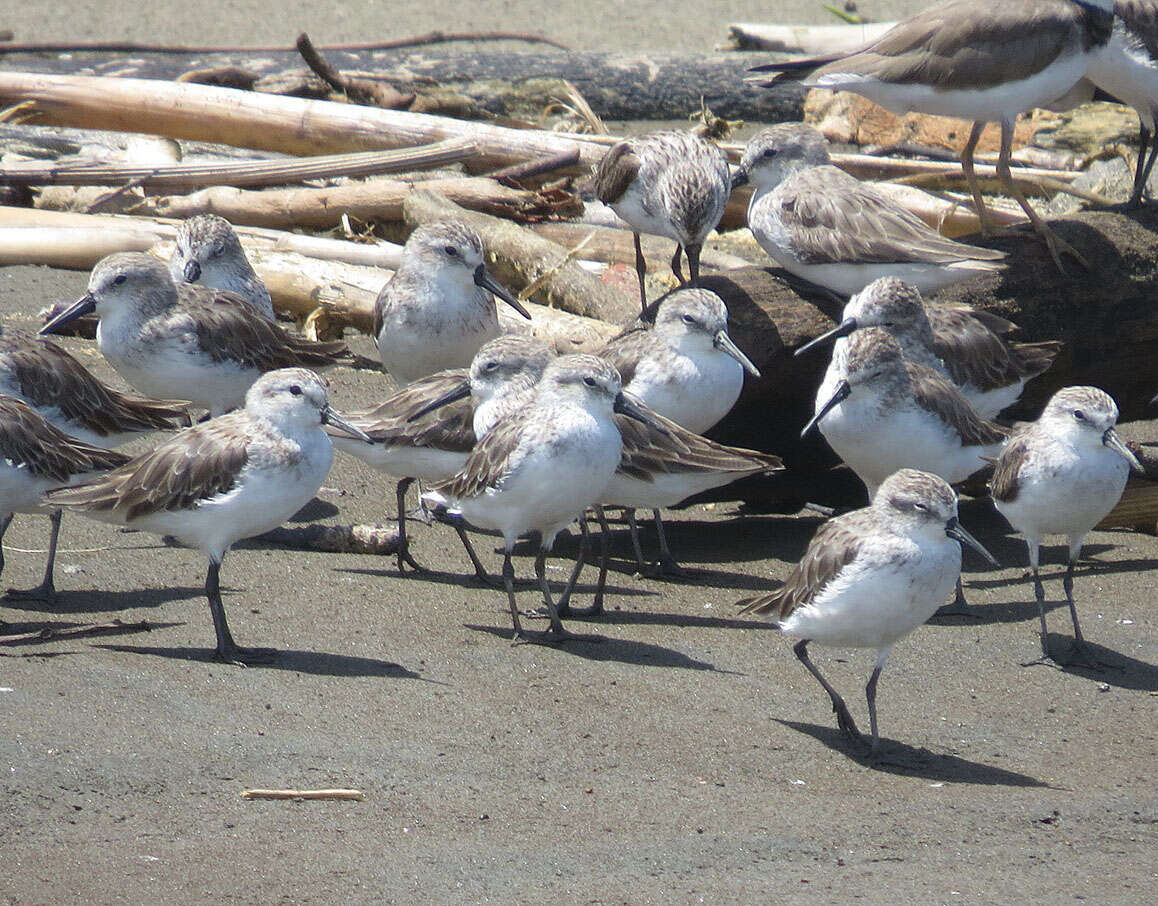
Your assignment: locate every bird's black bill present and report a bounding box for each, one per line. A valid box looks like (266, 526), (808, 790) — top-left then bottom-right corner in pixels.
(730, 169), (749, 191)
(945, 516), (998, 566)
(800, 380), (850, 438)
(794, 317), (858, 358)
(1103, 427), (1145, 473)
(475, 265), (532, 320)
(714, 330), (761, 378)
(39, 293), (96, 336)
(614, 391), (669, 436)
(405, 381), (472, 423)
(182, 260), (202, 283)
(322, 407), (374, 444)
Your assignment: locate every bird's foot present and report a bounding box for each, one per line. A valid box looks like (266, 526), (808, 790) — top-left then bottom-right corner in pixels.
(931, 600), (985, 621)
(1038, 225), (1090, 274)
(396, 543), (429, 575)
(556, 599), (605, 620)
(4, 581), (57, 602)
(511, 625), (602, 646)
(644, 556), (694, 579)
(214, 644), (278, 666)
(832, 701), (862, 743)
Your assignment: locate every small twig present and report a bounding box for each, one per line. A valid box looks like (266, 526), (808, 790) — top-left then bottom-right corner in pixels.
(518, 231), (597, 302)
(241, 788), (366, 801)
(295, 33), (415, 109)
(485, 149), (581, 185)
(84, 178), (148, 214)
(0, 618), (168, 646)
(0, 31), (570, 55)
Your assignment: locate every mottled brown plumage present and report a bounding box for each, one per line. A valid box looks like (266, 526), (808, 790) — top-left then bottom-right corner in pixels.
(0, 396), (130, 483)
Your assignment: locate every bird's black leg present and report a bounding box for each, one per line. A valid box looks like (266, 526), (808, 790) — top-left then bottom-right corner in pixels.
(670, 244), (686, 285)
(1060, 558), (1102, 669)
(454, 524), (497, 586)
(0, 512), (13, 585)
(932, 576), (984, 620)
(6, 510), (62, 600)
(501, 550), (525, 642)
(865, 665), (883, 758)
(556, 513), (591, 617)
(206, 556), (275, 665)
(685, 242), (702, 286)
(625, 508), (647, 574)
(648, 509), (690, 578)
(532, 547), (574, 642)
(394, 478), (428, 574)
(794, 639), (861, 743)
(633, 232), (648, 313)
(1128, 125), (1153, 208)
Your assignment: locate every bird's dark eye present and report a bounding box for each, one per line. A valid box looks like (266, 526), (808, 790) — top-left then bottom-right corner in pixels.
(1073, 409), (1085, 421)
(289, 385), (303, 396)
(112, 274), (127, 286)
(211, 243), (225, 258)
(483, 361), (499, 372)
(681, 314), (697, 325)
(583, 377), (598, 388)
(762, 148), (778, 158)
(444, 245), (458, 256)
(913, 502), (928, 512)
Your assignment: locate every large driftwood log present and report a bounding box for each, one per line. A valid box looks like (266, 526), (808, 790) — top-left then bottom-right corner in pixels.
(0, 51), (806, 123)
(403, 190), (640, 323)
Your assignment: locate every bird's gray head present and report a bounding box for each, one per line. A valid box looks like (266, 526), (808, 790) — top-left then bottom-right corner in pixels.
(1041, 386), (1142, 471)
(50, 253), (180, 335)
(169, 214), (247, 285)
(538, 354), (623, 408)
(842, 278), (934, 344)
(732, 123), (830, 191)
(878, 468), (997, 563)
(245, 367), (372, 443)
(653, 288), (761, 377)
(843, 328), (906, 386)
(469, 335), (556, 404)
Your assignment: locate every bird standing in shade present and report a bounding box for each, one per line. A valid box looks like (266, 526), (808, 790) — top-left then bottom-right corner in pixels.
(45, 369), (371, 665)
(592, 130), (731, 311)
(731, 125), (1006, 298)
(990, 386), (1142, 666)
(41, 253), (348, 417)
(0, 397), (131, 599)
(738, 469), (996, 757)
(750, 0), (1116, 271)
(169, 214), (275, 320)
(373, 221), (531, 387)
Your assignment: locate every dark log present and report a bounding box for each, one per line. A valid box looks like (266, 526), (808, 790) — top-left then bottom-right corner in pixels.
(0, 50), (804, 123)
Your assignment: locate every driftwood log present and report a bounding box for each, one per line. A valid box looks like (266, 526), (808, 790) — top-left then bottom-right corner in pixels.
(0, 51), (806, 123)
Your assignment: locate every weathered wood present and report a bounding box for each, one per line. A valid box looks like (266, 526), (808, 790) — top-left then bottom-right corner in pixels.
(0, 52), (806, 123)
(403, 190), (639, 323)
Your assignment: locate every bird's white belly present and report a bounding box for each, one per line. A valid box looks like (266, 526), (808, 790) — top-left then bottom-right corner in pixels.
(996, 454), (1129, 540)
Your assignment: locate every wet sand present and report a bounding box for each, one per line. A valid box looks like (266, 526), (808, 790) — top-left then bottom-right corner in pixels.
(2, 3), (1157, 904)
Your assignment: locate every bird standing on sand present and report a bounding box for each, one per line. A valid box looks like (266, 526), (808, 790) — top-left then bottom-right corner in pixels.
(750, 0), (1116, 271)
(40, 253), (349, 417)
(738, 468), (996, 756)
(169, 214), (275, 320)
(592, 130), (731, 311)
(45, 369), (371, 665)
(990, 386), (1142, 666)
(731, 125), (1006, 298)
(373, 221), (531, 387)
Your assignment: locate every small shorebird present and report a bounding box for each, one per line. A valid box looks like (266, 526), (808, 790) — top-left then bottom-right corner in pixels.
(423, 355), (660, 643)
(0, 397), (130, 599)
(750, 0), (1116, 270)
(805, 328), (1009, 499)
(731, 125), (1006, 297)
(600, 287), (759, 435)
(331, 335), (554, 577)
(990, 386), (1142, 665)
(40, 253), (348, 416)
(795, 277), (1061, 419)
(0, 323), (189, 448)
(373, 221), (531, 387)
(738, 469), (996, 756)
(169, 214), (275, 320)
(591, 130), (731, 310)
(45, 369), (371, 664)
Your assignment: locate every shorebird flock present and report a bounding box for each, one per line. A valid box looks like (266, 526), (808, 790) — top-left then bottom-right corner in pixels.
(3, 0), (1155, 759)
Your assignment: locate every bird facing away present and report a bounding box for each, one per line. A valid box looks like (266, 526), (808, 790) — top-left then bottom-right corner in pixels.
(795, 276), (1061, 419)
(0, 396), (131, 599)
(44, 368), (371, 664)
(40, 252), (349, 417)
(423, 354), (662, 643)
(373, 221), (531, 387)
(0, 322), (189, 448)
(599, 287), (760, 436)
(731, 125), (1006, 297)
(806, 328), (1009, 500)
(591, 130), (731, 311)
(330, 335), (555, 577)
(990, 386), (1142, 665)
(738, 469), (996, 756)
(169, 214), (276, 320)
(749, 0), (1116, 271)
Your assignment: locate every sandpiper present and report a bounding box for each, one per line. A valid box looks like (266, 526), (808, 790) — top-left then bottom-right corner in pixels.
(169, 214), (276, 320)
(795, 277), (1061, 419)
(0, 396), (130, 599)
(45, 369), (371, 664)
(599, 287), (760, 436)
(331, 335), (554, 577)
(373, 221), (531, 387)
(805, 328), (1009, 499)
(591, 130), (731, 310)
(990, 386), (1142, 665)
(750, 0), (1116, 270)
(738, 469), (996, 756)
(0, 323), (189, 448)
(731, 125), (1006, 297)
(423, 355), (661, 643)
(40, 253), (348, 416)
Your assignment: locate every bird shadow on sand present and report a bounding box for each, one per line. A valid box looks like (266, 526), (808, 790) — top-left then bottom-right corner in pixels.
(1025, 636), (1158, 692)
(776, 720), (1055, 787)
(463, 622), (739, 673)
(2, 584), (206, 616)
(565, 607), (780, 632)
(91, 643), (429, 680)
(335, 564), (658, 600)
